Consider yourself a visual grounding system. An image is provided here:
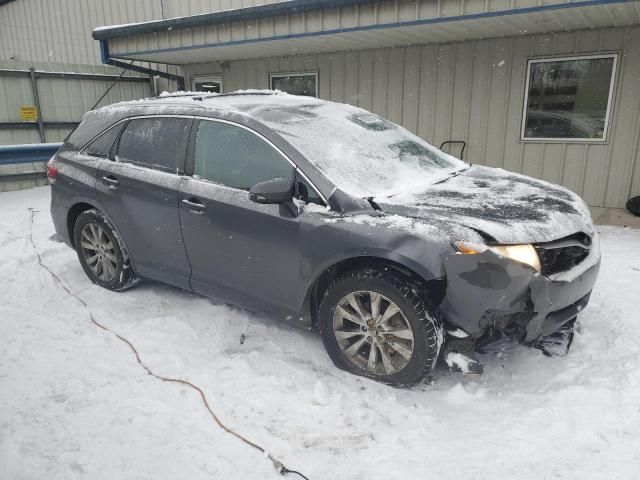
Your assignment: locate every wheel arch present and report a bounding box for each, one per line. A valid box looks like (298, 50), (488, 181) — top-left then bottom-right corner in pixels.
(304, 255), (446, 327)
(67, 202), (99, 249)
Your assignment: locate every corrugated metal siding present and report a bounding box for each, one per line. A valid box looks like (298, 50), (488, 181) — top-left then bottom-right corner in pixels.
(0, 60), (152, 144)
(0, 0), (163, 65)
(0, 0), (183, 95)
(161, 0), (284, 18)
(183, 26), (640, 209)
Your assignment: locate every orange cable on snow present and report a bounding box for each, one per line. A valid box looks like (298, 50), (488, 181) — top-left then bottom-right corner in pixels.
(27, 208), (309, 480)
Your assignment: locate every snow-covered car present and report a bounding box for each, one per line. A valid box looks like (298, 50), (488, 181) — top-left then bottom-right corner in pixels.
(48, 91), (600, 386)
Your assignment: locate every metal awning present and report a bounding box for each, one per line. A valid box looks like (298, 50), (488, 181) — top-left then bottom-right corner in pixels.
(95, 0), (640, 65)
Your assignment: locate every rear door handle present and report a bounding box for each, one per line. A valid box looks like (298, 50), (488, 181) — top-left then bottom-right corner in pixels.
(181, 198), (206, 213)
(101, 175), (120, 188)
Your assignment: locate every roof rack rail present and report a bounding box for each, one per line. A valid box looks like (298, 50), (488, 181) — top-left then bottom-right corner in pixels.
(150, 90), (282, 101)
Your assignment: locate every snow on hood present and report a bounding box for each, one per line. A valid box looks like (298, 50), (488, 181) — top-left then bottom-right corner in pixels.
(375, 165), (594, 245)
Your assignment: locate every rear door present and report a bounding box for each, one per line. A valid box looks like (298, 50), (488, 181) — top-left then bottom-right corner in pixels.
(178, 118), (301, 313)
(96, 116), (193, 289)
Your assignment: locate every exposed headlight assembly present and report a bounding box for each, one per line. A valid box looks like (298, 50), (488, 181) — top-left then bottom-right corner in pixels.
(454, 241), (541, 273)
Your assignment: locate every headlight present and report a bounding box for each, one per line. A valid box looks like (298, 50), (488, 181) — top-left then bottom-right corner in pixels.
(454, 241), (541, 273)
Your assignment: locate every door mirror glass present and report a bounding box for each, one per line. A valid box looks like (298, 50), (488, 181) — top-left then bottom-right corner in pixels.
(250, 178), (294, 204)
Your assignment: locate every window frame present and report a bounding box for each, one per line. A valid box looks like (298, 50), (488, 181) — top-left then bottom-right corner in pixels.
(520, 53), (619, 143)
(80, 122), (126, 159)
(191, 74), (223, 93)
(188, 116), (328, 206)
(269, 71), (318, 97)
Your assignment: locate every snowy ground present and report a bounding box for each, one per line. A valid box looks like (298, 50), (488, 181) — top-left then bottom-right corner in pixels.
(1, 186), (639, 480)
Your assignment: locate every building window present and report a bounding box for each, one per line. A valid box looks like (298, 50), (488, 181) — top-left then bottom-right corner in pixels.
(522, 54), (617, 141)
(270, 72), (318, 97)
(191, 75), (222, 93)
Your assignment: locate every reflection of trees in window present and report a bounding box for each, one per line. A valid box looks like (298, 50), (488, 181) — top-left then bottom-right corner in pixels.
(524, 56), (615, 139)
(271, 73), (317, 97)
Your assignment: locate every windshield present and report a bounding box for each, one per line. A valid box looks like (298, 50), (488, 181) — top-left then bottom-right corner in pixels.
(244, 99), (467, 198)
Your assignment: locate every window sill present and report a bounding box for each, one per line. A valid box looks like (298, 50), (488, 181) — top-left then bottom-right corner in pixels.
(519, 138), (609, 145)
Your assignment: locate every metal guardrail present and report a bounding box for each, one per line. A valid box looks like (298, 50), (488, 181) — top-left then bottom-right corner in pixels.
(0, 142), (62, 183)
(0, 142), (62, 165)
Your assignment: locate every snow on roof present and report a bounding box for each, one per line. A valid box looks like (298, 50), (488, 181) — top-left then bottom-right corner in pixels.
(98, 89), (321, 115)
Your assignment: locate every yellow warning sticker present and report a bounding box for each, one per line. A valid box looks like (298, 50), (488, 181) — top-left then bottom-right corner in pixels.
(20, 105), (38, 121)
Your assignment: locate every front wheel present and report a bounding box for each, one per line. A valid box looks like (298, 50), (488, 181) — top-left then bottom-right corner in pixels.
(73, 209), (138, 291)
(318, 269), (443, 387)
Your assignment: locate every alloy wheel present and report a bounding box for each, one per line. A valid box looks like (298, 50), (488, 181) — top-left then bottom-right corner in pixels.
(80, 222), (118, 282)
(333, 290), (415, 375)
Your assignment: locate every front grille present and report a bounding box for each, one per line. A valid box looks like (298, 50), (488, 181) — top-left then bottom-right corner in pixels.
(534, 233), (591, 276)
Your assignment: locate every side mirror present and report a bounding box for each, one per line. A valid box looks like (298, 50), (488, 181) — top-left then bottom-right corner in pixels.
(249, 178), (294, 204)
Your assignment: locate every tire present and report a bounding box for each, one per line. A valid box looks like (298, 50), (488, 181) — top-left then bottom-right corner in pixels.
(627, 195), (640, 216)
(73, 209), (138, 291)
(318, 269), (443, 387)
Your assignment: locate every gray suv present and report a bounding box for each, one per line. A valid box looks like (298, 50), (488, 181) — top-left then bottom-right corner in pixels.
(48, 92), (600, 386)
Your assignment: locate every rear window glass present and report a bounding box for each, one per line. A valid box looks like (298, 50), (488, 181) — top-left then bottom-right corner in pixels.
(84, 124), (123, 158)
(116, 117), (191, 173)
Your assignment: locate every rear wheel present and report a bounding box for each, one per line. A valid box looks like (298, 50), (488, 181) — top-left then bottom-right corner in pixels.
(73, 209), (138, 291)
(319, 269), (443, 386)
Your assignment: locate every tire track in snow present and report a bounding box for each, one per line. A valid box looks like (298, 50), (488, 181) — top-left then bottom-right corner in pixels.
(26, 208), (310, 480)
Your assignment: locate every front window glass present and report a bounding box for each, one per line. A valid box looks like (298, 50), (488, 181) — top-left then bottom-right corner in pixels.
(523, 55), (616, 140)
(193, 120), (293, 190)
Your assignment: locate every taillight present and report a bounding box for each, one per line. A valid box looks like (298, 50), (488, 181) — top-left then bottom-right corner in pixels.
(46, 157), (58, 183)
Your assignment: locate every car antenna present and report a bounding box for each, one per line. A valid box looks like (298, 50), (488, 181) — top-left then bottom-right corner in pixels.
(62, 60), (135, 143)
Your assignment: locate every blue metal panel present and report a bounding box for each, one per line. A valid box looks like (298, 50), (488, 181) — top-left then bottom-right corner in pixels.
(0, 143), (63, 166)
(99, 39), (185, 90)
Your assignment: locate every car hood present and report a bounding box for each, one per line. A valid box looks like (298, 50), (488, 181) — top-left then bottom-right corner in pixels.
(374, 165), (594, 244)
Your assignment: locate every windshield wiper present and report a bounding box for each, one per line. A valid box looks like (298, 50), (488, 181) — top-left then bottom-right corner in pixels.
(366, 197), (382, 211)
(433, 166), (471, 185)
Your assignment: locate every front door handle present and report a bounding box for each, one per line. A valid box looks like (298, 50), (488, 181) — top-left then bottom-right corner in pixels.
(101, 175), (120, 188)
(181, 198), (206, 213)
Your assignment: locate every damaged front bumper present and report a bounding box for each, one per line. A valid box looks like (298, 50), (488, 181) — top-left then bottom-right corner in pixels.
(439, 234), (601, 343)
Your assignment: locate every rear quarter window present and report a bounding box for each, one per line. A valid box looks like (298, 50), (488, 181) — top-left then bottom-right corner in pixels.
(65, 109), (129, 151)
(83, 124), (124, 158)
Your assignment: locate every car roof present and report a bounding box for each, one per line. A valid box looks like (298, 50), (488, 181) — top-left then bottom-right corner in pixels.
(97, 90), (329, 117)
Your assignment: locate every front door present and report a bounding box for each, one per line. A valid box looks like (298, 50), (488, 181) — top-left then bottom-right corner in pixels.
(178, 118), (300, 313)
(96, 116), (193, 289)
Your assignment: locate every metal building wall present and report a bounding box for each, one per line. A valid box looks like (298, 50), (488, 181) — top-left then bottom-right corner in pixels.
(161, 0), (283, 18)
(0, 60), (152, 144)
(0, 60), (152, 192)
(183, 26), (640, 209)
(0, 0), (163, 65)
(0, 0), (283, 65)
